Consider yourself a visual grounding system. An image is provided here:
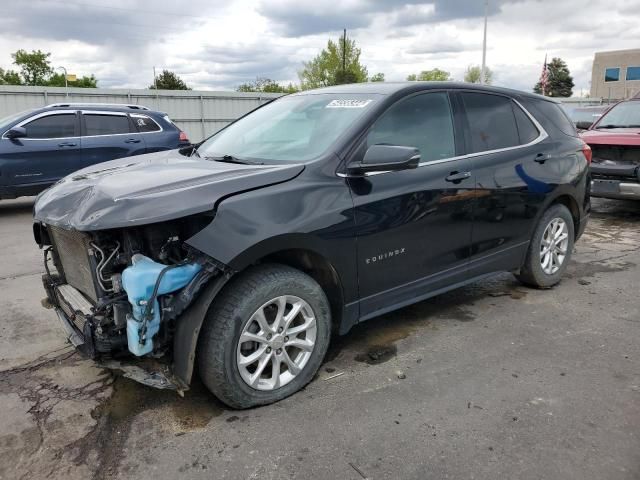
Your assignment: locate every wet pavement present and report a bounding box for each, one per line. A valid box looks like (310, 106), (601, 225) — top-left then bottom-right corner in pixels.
(0, 197), (638, 480)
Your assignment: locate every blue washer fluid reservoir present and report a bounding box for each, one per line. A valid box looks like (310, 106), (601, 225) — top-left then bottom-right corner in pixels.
(121, 254), (202, 356)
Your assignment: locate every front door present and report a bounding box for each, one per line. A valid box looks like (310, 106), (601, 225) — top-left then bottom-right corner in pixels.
(0, 111), (81, 194)
(347, 91), (475, 319)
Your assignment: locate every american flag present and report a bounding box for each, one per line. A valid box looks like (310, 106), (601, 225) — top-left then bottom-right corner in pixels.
(540, 55), (549, 96)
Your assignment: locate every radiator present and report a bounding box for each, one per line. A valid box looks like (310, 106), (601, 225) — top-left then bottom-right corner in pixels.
(49, 226), (99, 302)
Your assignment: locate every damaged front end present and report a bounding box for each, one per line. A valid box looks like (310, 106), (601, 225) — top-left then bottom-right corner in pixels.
(589, 144), (640, 200)
(35, 216), (230, 392)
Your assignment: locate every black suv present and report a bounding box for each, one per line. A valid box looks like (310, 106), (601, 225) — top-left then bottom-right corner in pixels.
(1, 103), (189, 199)
(33, 83), (590, 408)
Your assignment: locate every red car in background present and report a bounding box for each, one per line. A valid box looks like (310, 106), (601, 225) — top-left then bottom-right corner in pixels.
(581, 98), (640, 200)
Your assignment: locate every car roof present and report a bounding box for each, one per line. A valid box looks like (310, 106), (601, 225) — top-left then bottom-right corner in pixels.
(40, 103), (163, 114)
(291, 81), (556, 102)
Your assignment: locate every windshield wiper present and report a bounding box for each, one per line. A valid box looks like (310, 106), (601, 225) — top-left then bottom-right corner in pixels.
(206, 154), (263, 165)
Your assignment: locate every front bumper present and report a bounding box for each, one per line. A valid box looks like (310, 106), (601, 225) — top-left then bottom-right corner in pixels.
(590, 162), (640, 200)
(44, 275), (186, 391)
(591, 179), (640, 200)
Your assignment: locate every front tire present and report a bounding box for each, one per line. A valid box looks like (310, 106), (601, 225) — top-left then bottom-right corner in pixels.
(516, 204), (575, 288)
(198, 264), (331, 409)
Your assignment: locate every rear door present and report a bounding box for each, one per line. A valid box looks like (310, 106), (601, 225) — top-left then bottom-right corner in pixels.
(455, 91), (550, 275)
(0, 111), (81, 191)
(348, 91), (475, 319)
(130, 113), (178, 152)
(80, 111), (147, 168)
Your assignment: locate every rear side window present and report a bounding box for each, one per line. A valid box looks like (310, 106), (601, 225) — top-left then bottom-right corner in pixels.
(461, 92), (520, 153)
(24, 114), (76, 139)
(513, 104), (540, 144)
(131, 114), (161, 133)
(367, 92), (455, 162)
(530, 99), (577, 137)
(84, 114), (130, 136)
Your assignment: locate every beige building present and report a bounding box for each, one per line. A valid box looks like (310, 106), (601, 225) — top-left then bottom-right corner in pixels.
(591, 49), (640, 100)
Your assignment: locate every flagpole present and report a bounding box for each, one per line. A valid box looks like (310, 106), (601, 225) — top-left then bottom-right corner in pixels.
(480, 0), (488, 85)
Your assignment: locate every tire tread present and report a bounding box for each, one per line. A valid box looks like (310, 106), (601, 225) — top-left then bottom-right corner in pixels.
(197, 263), (330, 409)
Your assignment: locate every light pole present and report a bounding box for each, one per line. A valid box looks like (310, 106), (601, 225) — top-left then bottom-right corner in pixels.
(56, 66), (69, 98)
(480, 0), (488, 85)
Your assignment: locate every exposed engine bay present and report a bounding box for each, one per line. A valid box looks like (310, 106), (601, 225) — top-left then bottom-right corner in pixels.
(34, 214), (228, 389)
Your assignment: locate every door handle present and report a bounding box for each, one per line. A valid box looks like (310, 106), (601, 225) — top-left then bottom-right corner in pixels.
(124, 138), (141, 144)
(58, 141), (77, 147)
(445, 171), (471, 183)
(534, 153), (551, 164)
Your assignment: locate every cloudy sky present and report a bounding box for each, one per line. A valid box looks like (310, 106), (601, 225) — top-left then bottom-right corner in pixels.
(1, 0), (639, 94)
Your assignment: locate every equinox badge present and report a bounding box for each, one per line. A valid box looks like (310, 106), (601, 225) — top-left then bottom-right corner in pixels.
(366, 248), (406, 265)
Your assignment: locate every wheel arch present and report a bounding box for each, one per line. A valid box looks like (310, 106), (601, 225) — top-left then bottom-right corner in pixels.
(257, 248), (345, 335)
(172, 243), (348, 388)
(550, 194), (581, 239)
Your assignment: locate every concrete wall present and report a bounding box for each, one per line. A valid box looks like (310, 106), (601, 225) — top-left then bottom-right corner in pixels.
(0, 85), (283, 142)
(591, 49), (640, 100)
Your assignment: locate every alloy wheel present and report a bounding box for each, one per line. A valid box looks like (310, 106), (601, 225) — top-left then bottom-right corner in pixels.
(540, 217), (569, 275)
(236, 295), (317, 391)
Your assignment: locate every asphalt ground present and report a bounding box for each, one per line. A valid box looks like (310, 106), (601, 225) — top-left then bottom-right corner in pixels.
(0, 197), (638, 480)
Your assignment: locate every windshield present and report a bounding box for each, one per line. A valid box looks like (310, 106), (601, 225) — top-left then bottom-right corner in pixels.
(568, 108), (604, 124)
(0, 109), (33, 132)
(595, 101), (640, 128)
(197, 93), (380, 162)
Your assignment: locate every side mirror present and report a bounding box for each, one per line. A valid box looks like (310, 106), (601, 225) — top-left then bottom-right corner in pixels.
(5, 126), (27, 139)
(347, 145), (420, 175)
(575, 120), (593, 130)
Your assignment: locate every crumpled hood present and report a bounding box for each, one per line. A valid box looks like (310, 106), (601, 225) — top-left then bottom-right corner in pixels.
(34, 150), (304, 231)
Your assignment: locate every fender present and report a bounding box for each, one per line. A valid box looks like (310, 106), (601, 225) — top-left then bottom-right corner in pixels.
(526, 170), (589, 241)
(172, 273), (232, 387)
(185, 171), (360, 304)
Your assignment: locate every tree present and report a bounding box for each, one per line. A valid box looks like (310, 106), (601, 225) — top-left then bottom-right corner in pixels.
(534, 57), (574, 97)
(406, 68), (451, 81)
(12, 49), (53, 85)
(236, 77), (298, 93)
(48, 73), (98, 88)
(6, 49), (98, 87)
(464, 65), (493, 84)
(298, 36), (368, 89)
(369, 72), (385, 82)
(150, 69), (191, 90)
(0, 68), (22, 85)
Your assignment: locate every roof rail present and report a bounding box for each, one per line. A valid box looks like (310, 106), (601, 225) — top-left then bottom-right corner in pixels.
(47, 103), (151, 110)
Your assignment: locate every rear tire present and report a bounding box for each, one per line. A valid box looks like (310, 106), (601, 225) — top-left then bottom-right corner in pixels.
(198, 264), (331, 409)
(516, 204), (575, 288)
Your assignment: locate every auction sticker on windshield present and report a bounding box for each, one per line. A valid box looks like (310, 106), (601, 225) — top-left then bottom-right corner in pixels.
(326, 99), (373, 108)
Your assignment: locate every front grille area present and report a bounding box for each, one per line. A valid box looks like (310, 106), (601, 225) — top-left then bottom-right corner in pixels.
(49, 226), (99, 302)
(591, 145), (640, 166)
(55, 284), (92, 332)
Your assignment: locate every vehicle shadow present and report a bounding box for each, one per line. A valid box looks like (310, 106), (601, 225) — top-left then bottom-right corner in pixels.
(104, 272), (523, 421)
(325, 272), (521, 365)
(0, 197), (35, 216)
(590, 197), (640, 222)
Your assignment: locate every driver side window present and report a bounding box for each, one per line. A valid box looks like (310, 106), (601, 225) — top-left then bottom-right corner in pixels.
(366, 92), (455, 163)
(23, 113), (77, 139)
